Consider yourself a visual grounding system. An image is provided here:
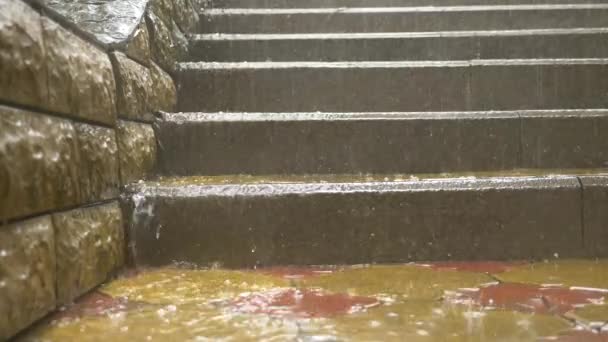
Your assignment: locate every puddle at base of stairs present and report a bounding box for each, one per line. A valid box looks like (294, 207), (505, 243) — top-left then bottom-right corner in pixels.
(19, 260), (608, 341)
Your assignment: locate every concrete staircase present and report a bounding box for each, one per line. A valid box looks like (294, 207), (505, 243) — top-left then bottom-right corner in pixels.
(127, 0), (608, 268)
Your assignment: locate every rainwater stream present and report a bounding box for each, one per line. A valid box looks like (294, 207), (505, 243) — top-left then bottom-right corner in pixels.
(19, 260), (608, 341)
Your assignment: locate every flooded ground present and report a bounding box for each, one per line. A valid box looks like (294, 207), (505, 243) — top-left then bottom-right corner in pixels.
(20, 260), (608, 341)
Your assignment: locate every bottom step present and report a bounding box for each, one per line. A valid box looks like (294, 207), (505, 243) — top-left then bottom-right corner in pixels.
(124, 172), (608, 267)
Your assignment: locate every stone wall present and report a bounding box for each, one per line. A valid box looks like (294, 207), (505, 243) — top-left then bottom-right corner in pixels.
(0, 0), (199, 338)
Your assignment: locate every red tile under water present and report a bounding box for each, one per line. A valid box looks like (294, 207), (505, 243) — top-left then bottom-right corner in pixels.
(452, 282), (606, 314)
(228, 288), (380, 318)
(541, 329), (608, 342)
(417, 261), (525, 273)
(255, 266), (339, 279)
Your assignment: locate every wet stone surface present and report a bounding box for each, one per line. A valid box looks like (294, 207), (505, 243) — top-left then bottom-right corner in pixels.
(149, 62), (177, 113)
(124, 19), (151, 66)
(172, 0), (198, 33)
(0, 0), (47, 109)
(110, 52), (155, 122)
(146, 11), (178, 73)
(0, 216), (56, 340)
(581, 176), (608, 257)
(43, 17), (117, 126)
(111, 52), (176, 121)
(52, 202), (125, 305)
(0, 106), (81, 221)
(20, 260), (608, 341)
(116, 121), (157, 185)
(75, 124), (120, 202)
(40, 0), (147, 46)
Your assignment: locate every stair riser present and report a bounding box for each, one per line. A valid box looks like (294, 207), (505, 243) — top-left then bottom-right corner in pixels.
(199, 8), (608, 33)
(156, 113), (608, 175)
(178, 63), (608, 112)
(190, 32), (608, 62)
(127, 177), (586, 267)
(211, 0), (608, 8)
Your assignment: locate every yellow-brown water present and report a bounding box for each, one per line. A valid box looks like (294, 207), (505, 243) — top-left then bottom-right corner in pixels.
(20, 260), (608, 341)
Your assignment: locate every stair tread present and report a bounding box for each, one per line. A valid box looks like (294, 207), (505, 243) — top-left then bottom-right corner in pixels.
(192, 28), (608, 40)
(161, 109), (608, 122)
(211, 0), (608, 8)
(203, 4), (608, 14)
(179, 58), (608, 70)
(136, 169), (608, 190)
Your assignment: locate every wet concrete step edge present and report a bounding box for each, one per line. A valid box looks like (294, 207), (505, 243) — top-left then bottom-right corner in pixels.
(154, 110), (608, 175)
(123, 173), (608, 267)
(189, 29), (608, 61)
(176, 59), (608, 112)
(209, 0), (608, 9)
(199, 5), (608, 33)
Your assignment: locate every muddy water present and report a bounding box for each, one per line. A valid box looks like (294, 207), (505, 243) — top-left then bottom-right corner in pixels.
(20, 260), (608, 341)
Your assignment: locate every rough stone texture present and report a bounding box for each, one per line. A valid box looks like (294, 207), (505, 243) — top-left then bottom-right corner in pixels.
(150, 62), (178, 113)
(146, 11), (177, 73)
(110, 52), (155, 122)
(116, 120), (157, 184)
(0, 216), (56, 340)
(42, 17), (117, 126)
(40, 0), (147, 46)
(0, 106), (81, 222)
(125, 19), (151, 66)
(75, 124), (120, 203)
(111, 52), (176, 120)
(580, 176), (608, 257)
(171, 19), (189, 62)
(0, 0), (47, 109)
(149, 0), (174, 28)
(52, 202), (125, 304)
(173, 0), (199, 33)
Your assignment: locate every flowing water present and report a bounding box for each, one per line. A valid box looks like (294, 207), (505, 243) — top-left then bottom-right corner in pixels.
(20, 260), (608, 341)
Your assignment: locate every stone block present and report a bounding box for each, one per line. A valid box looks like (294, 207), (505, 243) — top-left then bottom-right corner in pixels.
(38, 0), (147, 46)
(149, 0), (174, 28)
(0, 106), (81, 221)
(173, 0), (199, 33)
(0, 216), (55, 340)
(110, 52), (155, 122)
(52, 202), (125, 304)
(171, 19), (189, 62)
(75, 124), (120, 202)
(150, 62), (177, 113)
(125, 18), (151, 66)
(146, 11), (177, 73)
(42, 17), (117, 126)
(0, 0), (47, 109)
(116, 121), (157, 184)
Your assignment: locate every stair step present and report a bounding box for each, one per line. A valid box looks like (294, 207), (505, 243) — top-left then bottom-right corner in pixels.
(211, 0), (608, 8)
(177, 59), (608, 112)
(156, 110), (608, 175)
(125, 172), (608, 267)
(190, 29), (608, 62)
(199, 5), (608, 34)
